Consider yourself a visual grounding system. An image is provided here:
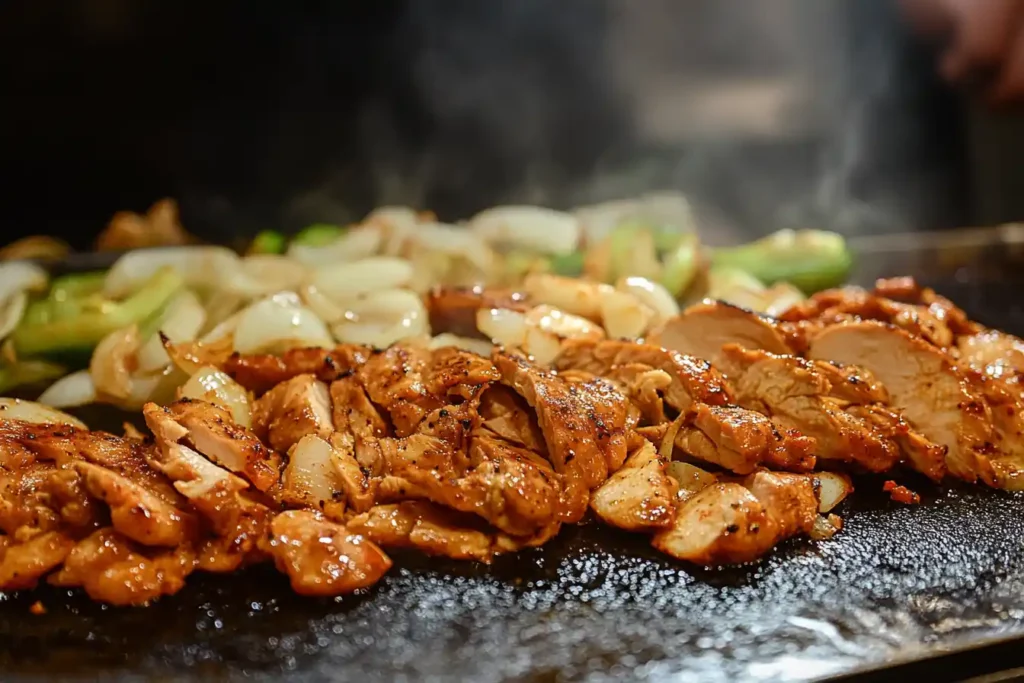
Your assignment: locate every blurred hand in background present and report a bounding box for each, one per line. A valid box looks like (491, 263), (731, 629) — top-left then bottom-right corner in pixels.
(901, 0), (1024, 104)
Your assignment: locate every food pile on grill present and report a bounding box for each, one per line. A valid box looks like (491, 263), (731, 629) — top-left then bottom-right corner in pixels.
(0, 275), (1020, 606)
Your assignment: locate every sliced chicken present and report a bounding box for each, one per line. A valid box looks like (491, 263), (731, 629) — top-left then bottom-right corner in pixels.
(330, 374), (390, 439)
(493, 350), (630, 522)
(263, 510), (391, 596)
(651, 300), (797, 366)
(873, 276), (981, 338)
(347, 501), (499, 562)
(0, 461), (99, 537)
(958, 329), (1024, 387)
(846, 404), (948, 482)
(652, 470), (819, 566)
(590, 441), (678, 531)
(639, 403), (816, 474)
(0, 531), (76, 591)
(555, 339), (733, 412)
(427, 285), (529, 339)
(48, 527), (196, 606)
(812, 361), (890, 404)
(358, 345), (501, 437)
(224, 344), (372, 395)
(718, 344), (901, 473)
(252, 374), (334, 453)
(808, 320), (1000, 485)
(477, 385), (548, 452)
(147, 400), (280, 491)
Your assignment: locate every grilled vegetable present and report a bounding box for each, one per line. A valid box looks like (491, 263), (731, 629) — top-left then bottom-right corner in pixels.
(710, 229), (852, 293)
(248, 230), (286, 255)
(292, 224), (345, 248)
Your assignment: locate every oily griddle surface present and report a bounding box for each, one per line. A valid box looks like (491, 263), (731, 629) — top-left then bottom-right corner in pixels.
(2, 270), (1024, 683)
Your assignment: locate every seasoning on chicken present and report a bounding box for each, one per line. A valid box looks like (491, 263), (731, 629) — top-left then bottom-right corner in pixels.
(590, 440), (678, 531)
(0, 531), (76, 591)
(224, 344), (373, 395)
(251, 374), (334, 453)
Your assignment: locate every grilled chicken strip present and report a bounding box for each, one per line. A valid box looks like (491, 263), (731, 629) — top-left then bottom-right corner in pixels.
(717, 344), (902, 473)
(653, 470), (820, 565)
(252, 374), (334, 453)
(223, 344), (373, 395)
(426, 286), (529, 339)
(590, 440), (678, 531)
(958, 329), (1024, 388)
(0, 531), (76, 591)
(808, 320), (1009, 486)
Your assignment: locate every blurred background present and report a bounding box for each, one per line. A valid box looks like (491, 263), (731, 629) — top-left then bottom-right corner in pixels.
(0, 0), (1008, 249)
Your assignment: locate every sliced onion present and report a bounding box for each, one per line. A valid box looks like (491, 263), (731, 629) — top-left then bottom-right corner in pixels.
(286, 226), (382, 267)
(428, 333), (494, 357)
(0, 261), (48, 304)
(523, 326), (564, 366)
(309, 257), (414, 301)
(521, 273), (613, 320)
(179, 366), (252, 428)
(365, 206), (420, 256)
(331, 289), (429, 348)
(226, 254), (307, 298)
(409, 223), (495, 271)
(104, 246), (241, 298)
(525, 305), (605, 342)
(476, 307), (528, 348)
(0, 397), (86, 429)
(617, 276), (680, 322)
(763, 283), (806, 318)
(599, 290), (654, 340)
(201, 290), (247, 335)
(90, 325), (140, 400)
(299, 284), (347, 324)
(284, 434), (340, 507)
(234, 293), (333, 354)
(667, 460), (718, 498)
(38, 370), (97, 409)
(164, 336), (236, 375)
(815, 472), (854, 513)
(200, 311), (242, 345)
(0, 291), (28, 342)
(137, 291), (207, 373)
(469, 206), (580, 255)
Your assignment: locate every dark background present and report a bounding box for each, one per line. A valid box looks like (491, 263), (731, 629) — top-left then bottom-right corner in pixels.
(0, 0), (986, 249)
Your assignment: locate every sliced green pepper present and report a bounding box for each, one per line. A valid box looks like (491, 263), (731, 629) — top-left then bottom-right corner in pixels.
(659, 234), (699, 297)
(710, 229), (853, 294)
(293, 223), (345, 248)
(549, 251), (585, 277)
(248, 230), (286, 255)
(0, 360), (66, 394)
(12, 267), (183, 358)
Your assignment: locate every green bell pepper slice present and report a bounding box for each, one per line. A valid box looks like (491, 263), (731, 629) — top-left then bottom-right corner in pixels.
(248, 230), (286, 255)
(293, 223), (345, 248)
(710, 229), (853, 293)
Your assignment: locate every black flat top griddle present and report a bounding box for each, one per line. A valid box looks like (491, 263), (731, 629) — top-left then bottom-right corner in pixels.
(3, 234), (1024, 683)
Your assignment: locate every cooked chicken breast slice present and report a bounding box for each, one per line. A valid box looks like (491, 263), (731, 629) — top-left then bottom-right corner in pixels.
(0, 461), (99, 536)
(650, 300), (796, 368)
(812, 361), (890, 404)
(873, 276), (980, 337)
(347, 501), (499, 563)
(330, 374), (390, 439)
(48, 527), (196, 606)
(493, 350), (631, 522)
(74, 461), (193, 547)
(555, 339), (732, 412)
(719, 344), (902, 473)
(477, 385), (548, 453)
(808, 320), (998, 485)
(147, 400), (280, 492)
(652, 470), (820, 566)
(263, 510), (391, 597)
(427, 286), (529, 339)
(0, 531), (75, 591)
(958, 330), (1024, 386)
(846, 404), (947, 482)
(148, 439), (250, 531)
(252, 374), (334, 453)
(224, 344), (373, 395)
(590, 441), (678, 531)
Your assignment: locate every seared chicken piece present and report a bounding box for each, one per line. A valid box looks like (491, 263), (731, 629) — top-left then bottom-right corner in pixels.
(555, 339), (733, 412)
(348, 501), (499, 562)
(330, 374), (390, 439)
(718, 344), (902, 473)
(650, 300), (796, 366)
(958, 329), (1024, 387)
(224, 344), (372, 395)
(252, 374), (334, 453)
(359, 345), (500, 437)
(477, 385), (548, 453)
(846, 404), (948, 482)
(590, 441), (678, 531)
(873, 276), (981, 338)
(0, 531), (76, 591)
(493, 350), (631, 523)
(427, 286), (529, 339)
(0, 461), (99, 536)
(809, 321), (1002, 485)
(812, 361), (890, 404)
(147, 400), (280, 491)
(74, 461), (193, 547)
(263, 510), (391, 596)
(639, 404), (816, 474)
(781, 287), (955, 349)
(653, 470), (819, 565)
(48, 527), (196, 606)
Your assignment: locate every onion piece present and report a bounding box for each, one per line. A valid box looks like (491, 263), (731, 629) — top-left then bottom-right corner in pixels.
(299, 284), (347, 325)
(0, 397), (86, 429)
(179, 366), (252, 428)
(286, 227), (382, 267)
(38, 370), (97, 409)
(0, 261), (48, 304)
(331, 289), (429, 348)
(90, 325), (141, 400)
(309, 257), (414, 301)
(617, 276), (680, 322)
(365, 206), (420, 256)
(227, 254), (307, 298)
(136, 291), (207, 373)
(0, 291), (28, 342)
(476, 307), (528, 348)
(521, 273), (613, 321)
(815, 472), (854, 513)
(428, 333), (494, 357)
(164, 336), (236, 376)
(666, 460), (718, 500)
(469, 206), (580, 255)
(284, 434), (340, 508)
(525, 305), (605, 342)
(234, 292), (334, 354)
(409, 223), (495, 272)
(104, 246), (241, 298)
(599, 290), (654, 340)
